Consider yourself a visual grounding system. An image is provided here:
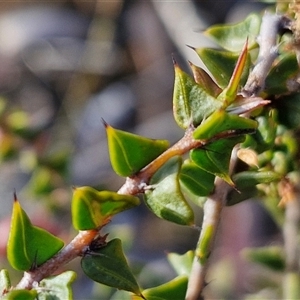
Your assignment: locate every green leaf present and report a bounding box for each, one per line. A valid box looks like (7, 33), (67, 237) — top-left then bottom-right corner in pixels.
(227, 170), (281, 206)
(72, 186), (140, 230)
(105, 123), (169, 177)
(144, 157), (194, 225)
(142, 275), (188, 300)
(265, 53), (299, 95)
(190, 136), (245, 186)
(2, 289), (37, 300)
(179, 159), (215, 197)
(233, 171), (281, 189)
(242, 246), (285, 272)
(204, 14), (261, 51)
(7, 196), (64, 271)
(173, 63), (223, 129)
(38, 271), (76, 300)
(193, 109), (257, 140)
(195, 48), (250, 89)
(0, 269), (11, 294)
(249, 112), (277, 153)
(81, 238), (142, 296)
(167, 251), (194, 276)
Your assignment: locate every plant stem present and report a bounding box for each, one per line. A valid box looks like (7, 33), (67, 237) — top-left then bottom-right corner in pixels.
(242, 12), (288, 97)
(185, 155), (236, 300)
(16, 230), (99, 290)
(15, 126), (247, 290)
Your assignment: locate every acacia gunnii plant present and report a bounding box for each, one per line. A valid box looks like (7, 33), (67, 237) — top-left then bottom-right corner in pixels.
(2, 1), (300, 299)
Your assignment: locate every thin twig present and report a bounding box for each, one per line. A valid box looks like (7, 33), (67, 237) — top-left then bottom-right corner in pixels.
(15, 126), (251, 290)
(186, 178), (231, 300)
(242, 12), (287, 97)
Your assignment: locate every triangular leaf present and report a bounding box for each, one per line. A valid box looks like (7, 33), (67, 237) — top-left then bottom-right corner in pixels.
(204, 13), (261, 51)
(167, 251), (194, 276)
(72, 186), (140, 230)
(142, 275), (188, 300)
(190, 136), (245, 186)
(81, 238), (142, 296)
(105, 123), (169, 177)
(193, 109), (257, 140)
(173, 63), (223, 129)
(195, 48), (250, 89)
(144, 157), (194, 225)
(38, 271), (76, 300)
(7, 197), (64, 271)
(179, 159), (215, 197)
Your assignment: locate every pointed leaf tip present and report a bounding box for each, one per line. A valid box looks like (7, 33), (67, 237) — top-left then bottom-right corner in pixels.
(217, 39), (249, 104)
(7, 200), (64, 271)
(106, 125), (169, 177)
(101, 118), (108, 128)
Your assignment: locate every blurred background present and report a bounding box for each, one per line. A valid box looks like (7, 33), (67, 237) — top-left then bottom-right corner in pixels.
(0, 1), (275, 299)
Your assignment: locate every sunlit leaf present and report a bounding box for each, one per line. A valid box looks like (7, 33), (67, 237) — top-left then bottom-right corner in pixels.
(194, 48), (250, 89)
(38, 271), (76, 300)
(7, 196), (64, 271)
(72, 186), (140, 230)
(142, 275), (188, 300)
(173, 63), (222, 129)
(179, 160), (215, 197)
(0, 269), (11, 294)
(105, 123), (169, 177)
(2, 289), (37, 300)
(193, 109), (257, 140)
(81, 238), (142, 296)
(204, 14), (261, 51)
(217, 40), (249, 104)
(242, 246), (285, 272)
(190, 136), (245, 186)
(167, 251), (194, 276)
(144, 157), (194, 225)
